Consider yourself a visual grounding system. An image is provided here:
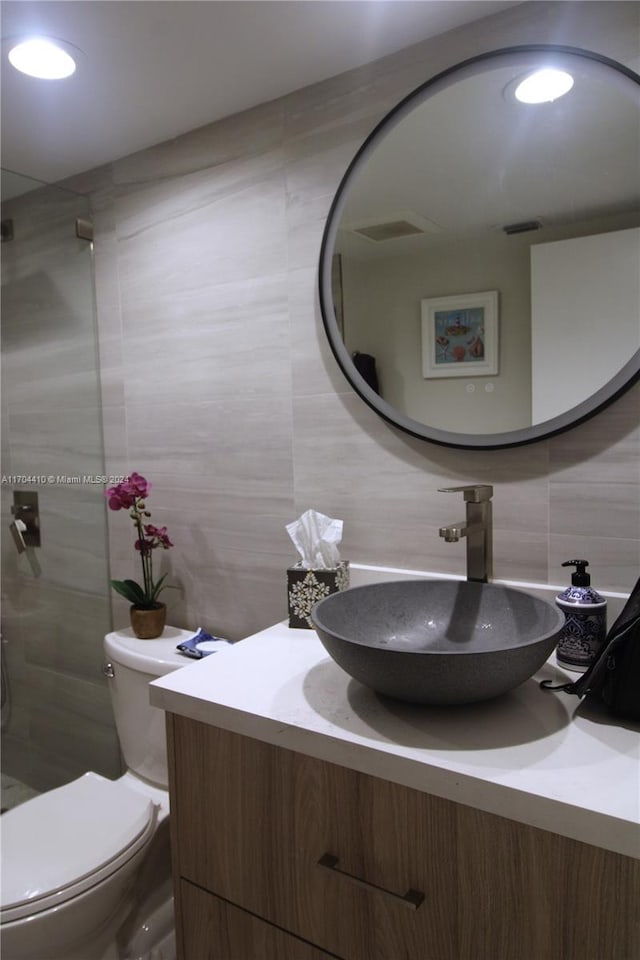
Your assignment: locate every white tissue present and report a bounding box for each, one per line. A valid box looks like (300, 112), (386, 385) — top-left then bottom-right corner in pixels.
(286, 509), (343, 569)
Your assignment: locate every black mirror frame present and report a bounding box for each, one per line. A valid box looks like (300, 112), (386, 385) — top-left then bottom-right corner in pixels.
(318, 44), (640, 450)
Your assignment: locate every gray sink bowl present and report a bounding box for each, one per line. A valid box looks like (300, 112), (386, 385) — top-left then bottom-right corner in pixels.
(310, 579), (565, 705)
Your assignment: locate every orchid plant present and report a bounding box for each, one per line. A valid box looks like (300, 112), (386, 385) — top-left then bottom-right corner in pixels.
(105, 472), (174, 609)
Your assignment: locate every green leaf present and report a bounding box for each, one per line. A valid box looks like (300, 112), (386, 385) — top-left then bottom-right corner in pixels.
(149, 572), (169, 602)
(110, 578), (148, 606)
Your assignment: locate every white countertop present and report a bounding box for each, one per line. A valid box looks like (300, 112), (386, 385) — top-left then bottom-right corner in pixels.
(150, 621), (639, 859)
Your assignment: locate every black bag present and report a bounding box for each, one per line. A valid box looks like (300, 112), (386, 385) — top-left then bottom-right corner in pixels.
(540, 576), (640, 722)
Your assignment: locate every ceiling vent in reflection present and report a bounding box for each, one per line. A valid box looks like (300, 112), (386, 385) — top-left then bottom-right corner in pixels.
(350, 211), (441, 242)
(502, 219), (543, 235)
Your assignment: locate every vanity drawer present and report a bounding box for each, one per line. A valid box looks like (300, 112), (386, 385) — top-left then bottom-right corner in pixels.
(170, 715), (458, 960)
(179, 879), (340, 960)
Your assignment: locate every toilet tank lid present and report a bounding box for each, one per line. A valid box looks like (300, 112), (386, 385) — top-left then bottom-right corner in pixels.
(105, 628), (192, 675)
(0, 772), (155, 913)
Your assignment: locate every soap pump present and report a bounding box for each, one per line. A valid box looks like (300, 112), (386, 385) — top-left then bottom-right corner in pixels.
(555, 560), (607, 673)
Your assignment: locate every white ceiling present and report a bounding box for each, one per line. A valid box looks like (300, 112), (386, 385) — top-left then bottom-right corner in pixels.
(0, 0), (519, 188)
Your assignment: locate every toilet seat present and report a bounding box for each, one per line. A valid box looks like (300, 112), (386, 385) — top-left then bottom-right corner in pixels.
(1, 772), (157, 924)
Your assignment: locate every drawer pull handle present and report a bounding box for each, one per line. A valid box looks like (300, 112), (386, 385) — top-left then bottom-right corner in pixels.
(317, 853), (424, 911)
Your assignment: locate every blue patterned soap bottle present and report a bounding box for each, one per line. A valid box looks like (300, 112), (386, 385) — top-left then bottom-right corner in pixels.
(555, 560), (607, 673)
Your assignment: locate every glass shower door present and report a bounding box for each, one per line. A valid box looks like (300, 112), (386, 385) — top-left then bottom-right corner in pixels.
(1, 170), (120, 808)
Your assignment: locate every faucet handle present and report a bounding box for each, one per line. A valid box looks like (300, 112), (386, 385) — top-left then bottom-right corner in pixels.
(438, 484), (493, 502)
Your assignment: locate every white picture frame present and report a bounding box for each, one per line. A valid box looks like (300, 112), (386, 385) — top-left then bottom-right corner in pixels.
(421, 290), (499, 378)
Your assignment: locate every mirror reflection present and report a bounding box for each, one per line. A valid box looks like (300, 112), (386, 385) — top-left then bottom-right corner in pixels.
(320, 46), (640, 447)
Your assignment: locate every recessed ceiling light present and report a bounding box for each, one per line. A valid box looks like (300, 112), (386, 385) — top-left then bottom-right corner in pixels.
(8, 37), (78, 79)
(514, 68), (574, 104)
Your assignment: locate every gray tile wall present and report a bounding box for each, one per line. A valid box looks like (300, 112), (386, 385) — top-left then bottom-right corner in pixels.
(79, 1), (639, 641)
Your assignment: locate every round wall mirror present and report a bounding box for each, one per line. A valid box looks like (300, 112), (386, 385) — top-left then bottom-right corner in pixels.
(319, 45), (640, 449)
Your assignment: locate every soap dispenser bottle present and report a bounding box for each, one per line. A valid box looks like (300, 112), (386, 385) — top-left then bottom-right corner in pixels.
(555, 560), (607, 673)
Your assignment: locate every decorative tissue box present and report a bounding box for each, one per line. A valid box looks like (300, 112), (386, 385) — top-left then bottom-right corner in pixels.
(287, 560), (350, 628)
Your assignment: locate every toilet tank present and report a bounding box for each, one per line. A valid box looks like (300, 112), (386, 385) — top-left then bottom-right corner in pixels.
(104, 630), (189, 788)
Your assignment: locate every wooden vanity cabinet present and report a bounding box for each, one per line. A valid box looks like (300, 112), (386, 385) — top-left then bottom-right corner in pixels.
(167, 714), (639, 960)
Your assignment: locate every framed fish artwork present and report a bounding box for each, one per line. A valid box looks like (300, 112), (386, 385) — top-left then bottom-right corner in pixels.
(421, 290), (499, 378)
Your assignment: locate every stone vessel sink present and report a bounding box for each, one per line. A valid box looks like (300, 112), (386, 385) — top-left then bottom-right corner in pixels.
(310, 579), (565, 705)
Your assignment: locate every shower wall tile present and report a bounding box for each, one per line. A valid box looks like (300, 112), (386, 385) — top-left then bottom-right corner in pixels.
(95, 317), (125, 409)
(0, 579), (31, 688)
(18, 580), (111, 679)
(1, 376), (12, 473)
(29, 685), (120, 791)
(3, 578), (121, 790)
(23, 745), (109, 795)
(92, 192), (126, 430)
(7, 408), (104, 477)
(1, 262), (87, 330)
(30, 491), (107, 595)
(0, 734), (36, 793)
(3, 338), (102, 414)
(2, 188), (86, 278)
(85, 0), (640, 649)
(1, 575), (119, 789)
(91, 191), (122, 314)
(101, 405), (128, 470)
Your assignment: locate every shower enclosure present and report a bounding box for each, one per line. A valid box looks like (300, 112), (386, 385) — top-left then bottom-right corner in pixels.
(1, 170), (120, 808)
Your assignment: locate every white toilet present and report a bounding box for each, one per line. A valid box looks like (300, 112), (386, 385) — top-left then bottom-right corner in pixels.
(0, 628), (192, 960)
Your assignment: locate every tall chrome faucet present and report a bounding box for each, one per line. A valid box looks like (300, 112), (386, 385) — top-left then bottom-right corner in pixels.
(438, 484), (493, 583)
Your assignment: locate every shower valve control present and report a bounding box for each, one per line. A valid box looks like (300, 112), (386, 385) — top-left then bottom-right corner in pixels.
(11, 491), (40, 548)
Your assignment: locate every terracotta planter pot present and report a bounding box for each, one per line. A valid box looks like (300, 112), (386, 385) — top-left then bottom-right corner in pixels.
(130, 602), (167, 639)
